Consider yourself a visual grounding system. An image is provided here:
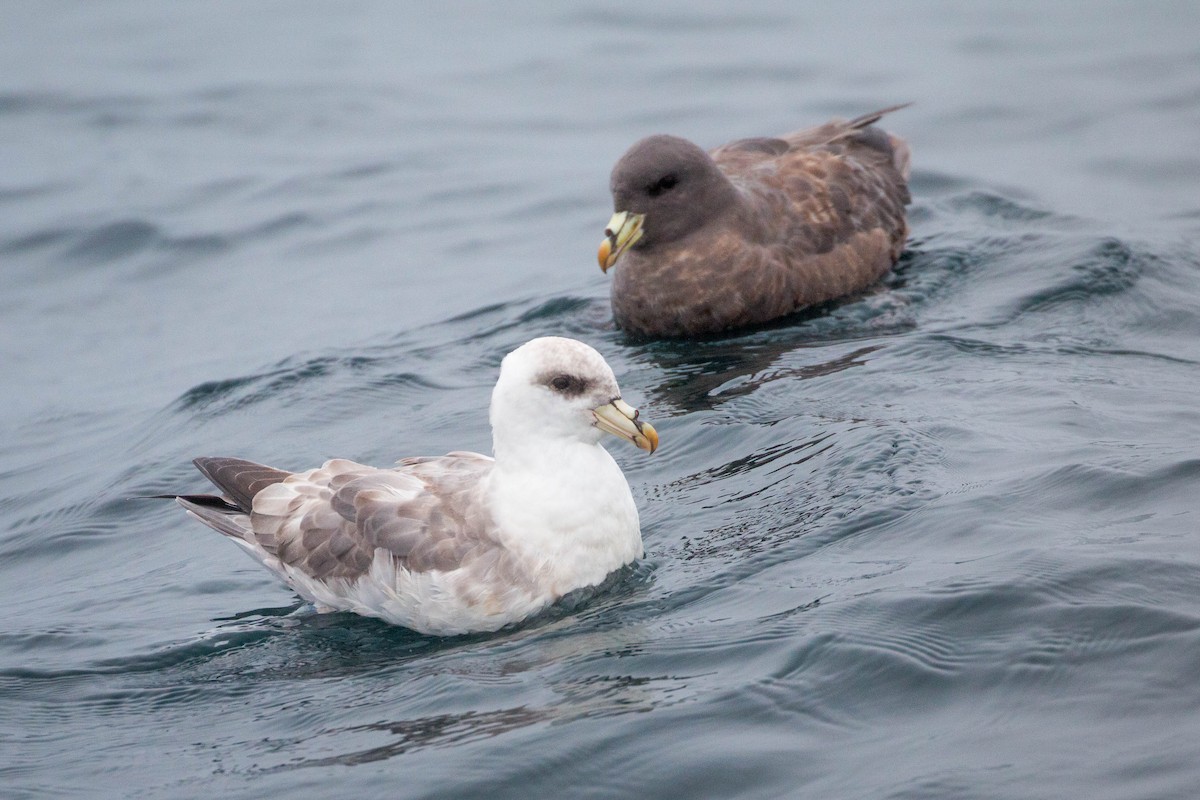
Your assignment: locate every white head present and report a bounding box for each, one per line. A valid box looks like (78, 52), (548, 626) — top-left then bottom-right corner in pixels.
(489, 337), (657, 461)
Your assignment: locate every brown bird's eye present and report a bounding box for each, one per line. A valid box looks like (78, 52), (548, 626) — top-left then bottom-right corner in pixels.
(646, 174), (678, 197)
(551, 374), (573, 392)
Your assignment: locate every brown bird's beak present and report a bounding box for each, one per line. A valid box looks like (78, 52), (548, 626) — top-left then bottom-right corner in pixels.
(598, 211), (645, 272)
(592, 398), (658, 453)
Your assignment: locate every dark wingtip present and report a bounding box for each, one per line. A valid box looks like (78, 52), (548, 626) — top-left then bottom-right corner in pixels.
(189, 456), (293, 513)
(175, 494), (244, 511)
(847, 102), (913, 130)
(137, 493), (243, 510)
(192, 457), (228, 486)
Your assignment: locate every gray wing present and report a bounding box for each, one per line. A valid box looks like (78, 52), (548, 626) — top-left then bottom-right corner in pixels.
(192, 456), (293, 512)
(171, 456), (292, 545)
(247, 454), (501, 581)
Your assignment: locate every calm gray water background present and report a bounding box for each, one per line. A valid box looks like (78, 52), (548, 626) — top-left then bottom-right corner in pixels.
(4, 2), (1200, 798)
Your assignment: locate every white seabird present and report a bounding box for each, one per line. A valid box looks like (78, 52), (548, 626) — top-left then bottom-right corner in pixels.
(166, 336), (658, 636)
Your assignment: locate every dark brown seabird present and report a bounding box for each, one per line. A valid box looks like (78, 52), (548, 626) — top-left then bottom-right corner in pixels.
(599, 105), (912, 338)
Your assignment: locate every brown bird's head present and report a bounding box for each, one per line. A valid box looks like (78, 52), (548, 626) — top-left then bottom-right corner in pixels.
(599, 134), (737, 272)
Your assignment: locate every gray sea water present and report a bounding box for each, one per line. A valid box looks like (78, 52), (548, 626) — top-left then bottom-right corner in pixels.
(4, 2), (1200, 798)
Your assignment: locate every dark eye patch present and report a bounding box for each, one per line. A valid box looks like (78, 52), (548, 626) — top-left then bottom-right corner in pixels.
(645, 173), (678, 198)
(546, 373), (589, 397)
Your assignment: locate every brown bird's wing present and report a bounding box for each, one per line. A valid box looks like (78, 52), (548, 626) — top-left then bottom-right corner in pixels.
(717, 136), (790, 157)
(710, 106), (912, 313)
(772, 103), (912, 149)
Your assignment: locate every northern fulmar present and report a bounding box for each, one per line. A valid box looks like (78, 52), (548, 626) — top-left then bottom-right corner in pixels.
(161, 337), (658, 636)
(599, 105), (911, 337)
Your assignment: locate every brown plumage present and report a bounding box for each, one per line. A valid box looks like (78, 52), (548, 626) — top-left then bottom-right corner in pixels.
(600, 105), (912, 337)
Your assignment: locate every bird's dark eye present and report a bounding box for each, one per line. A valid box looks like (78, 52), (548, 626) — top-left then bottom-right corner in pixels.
(547, 373), (590, 396)
(645, 174), (678, 197)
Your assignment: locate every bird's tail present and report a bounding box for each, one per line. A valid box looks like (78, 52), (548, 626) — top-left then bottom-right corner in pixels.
(832, 103), (912, 180)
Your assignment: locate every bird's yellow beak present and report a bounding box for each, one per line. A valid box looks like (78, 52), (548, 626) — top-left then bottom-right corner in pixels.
(598, 211), (645, 272)
(592, 398), (658, 453)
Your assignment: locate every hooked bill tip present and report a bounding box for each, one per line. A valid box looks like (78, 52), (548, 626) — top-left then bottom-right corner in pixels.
(598, 238), (614, 271)
(636, 421), (659, 453)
